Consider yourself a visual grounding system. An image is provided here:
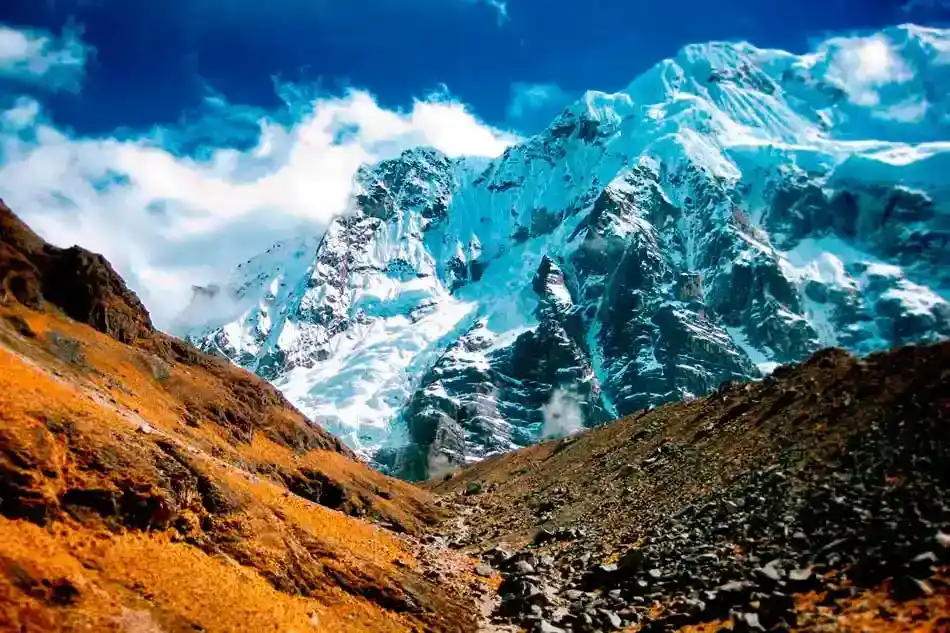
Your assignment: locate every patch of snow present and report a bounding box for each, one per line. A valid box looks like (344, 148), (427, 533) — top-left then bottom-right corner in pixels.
(882, 282), (947, 316)
(725, 326), (779, 375)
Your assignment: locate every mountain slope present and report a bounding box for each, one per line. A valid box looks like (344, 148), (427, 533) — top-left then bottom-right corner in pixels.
(0, 202), (488, 632)
(182, 25), (950, 479)
(428, 340), (950, 632)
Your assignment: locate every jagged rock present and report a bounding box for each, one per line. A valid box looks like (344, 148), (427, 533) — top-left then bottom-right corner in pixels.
(1, 201), (153, 344)
(735, 612), (765, 632)
(601, 610), (623, 630)
(754, 562), (782, 583)
(513, 560), (537, 575)
(563, 589), (586, 601)
(534, 528), (557, 545)
(787, 568), (813, 583)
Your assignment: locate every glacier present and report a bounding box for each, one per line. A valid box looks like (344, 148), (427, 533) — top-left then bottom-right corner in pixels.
(177, 25), (950, 479)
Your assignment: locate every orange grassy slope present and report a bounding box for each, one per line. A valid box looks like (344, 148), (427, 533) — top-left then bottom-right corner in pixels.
(0, 202), (484, 632)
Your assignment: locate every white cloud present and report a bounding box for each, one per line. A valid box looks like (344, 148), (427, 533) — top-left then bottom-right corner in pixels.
(824, 34), (913, 107)
(506, 82), (575, 132)
(541, 388), (584, 439)
(1, 97), (41, 127)
(0, 22), (91, 92)
(0, 89), (517, 330)
(484, 0), (509, 24)
(875, 97), (931, 122)
(506, 83), (563, 119)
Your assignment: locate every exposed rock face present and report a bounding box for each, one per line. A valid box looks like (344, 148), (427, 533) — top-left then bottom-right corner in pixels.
(1, 200), (154, 344)
(181, 26), (950, 479)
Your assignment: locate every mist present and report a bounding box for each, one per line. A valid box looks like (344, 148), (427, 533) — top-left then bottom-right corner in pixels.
(541, 388), (585, 439)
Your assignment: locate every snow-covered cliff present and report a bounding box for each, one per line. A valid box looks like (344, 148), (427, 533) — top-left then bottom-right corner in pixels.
(179, 25), (950, 479)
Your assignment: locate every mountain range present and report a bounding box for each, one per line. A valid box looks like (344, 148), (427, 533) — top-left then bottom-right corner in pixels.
(178, 25), (950, 480)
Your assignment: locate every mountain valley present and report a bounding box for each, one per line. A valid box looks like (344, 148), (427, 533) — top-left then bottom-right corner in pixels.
(1, 23), (949, 633)
(1, 201), (948, 631)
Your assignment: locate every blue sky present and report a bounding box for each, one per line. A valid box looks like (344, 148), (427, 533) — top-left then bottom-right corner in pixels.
(0, 0), (947, 329)
(1, 0), (941, 136)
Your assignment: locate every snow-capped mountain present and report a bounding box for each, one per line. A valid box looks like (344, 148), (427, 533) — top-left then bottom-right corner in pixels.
(178, 25), (950, 480)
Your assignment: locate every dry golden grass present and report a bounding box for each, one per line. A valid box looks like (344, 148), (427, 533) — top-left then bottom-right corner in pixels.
(2, 303), (442, 531)
(794, 575), (950, 632)
(0, 304), (479, 632)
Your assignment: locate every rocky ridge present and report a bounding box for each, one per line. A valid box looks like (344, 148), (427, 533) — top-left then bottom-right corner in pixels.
(430, 342), (950, 632)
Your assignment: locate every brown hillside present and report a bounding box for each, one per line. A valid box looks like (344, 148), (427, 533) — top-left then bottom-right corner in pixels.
(0, 202), (487, 632)
(429, 343), (950, 631)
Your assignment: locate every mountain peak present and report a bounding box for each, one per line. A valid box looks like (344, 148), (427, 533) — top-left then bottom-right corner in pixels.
(182, 26), (950, 479)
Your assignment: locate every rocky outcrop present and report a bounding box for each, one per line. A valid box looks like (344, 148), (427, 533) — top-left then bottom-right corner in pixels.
(380, 255), (608, 480)
(0, 200), (153, 344)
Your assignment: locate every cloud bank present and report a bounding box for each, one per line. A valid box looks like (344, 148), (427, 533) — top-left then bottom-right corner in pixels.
(0, 22), (91, 92)
(814, 26), (950, 129)
(824, 34), (913, 107)
(459, 0), (509, 25)
(0, 24), (517, 330)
